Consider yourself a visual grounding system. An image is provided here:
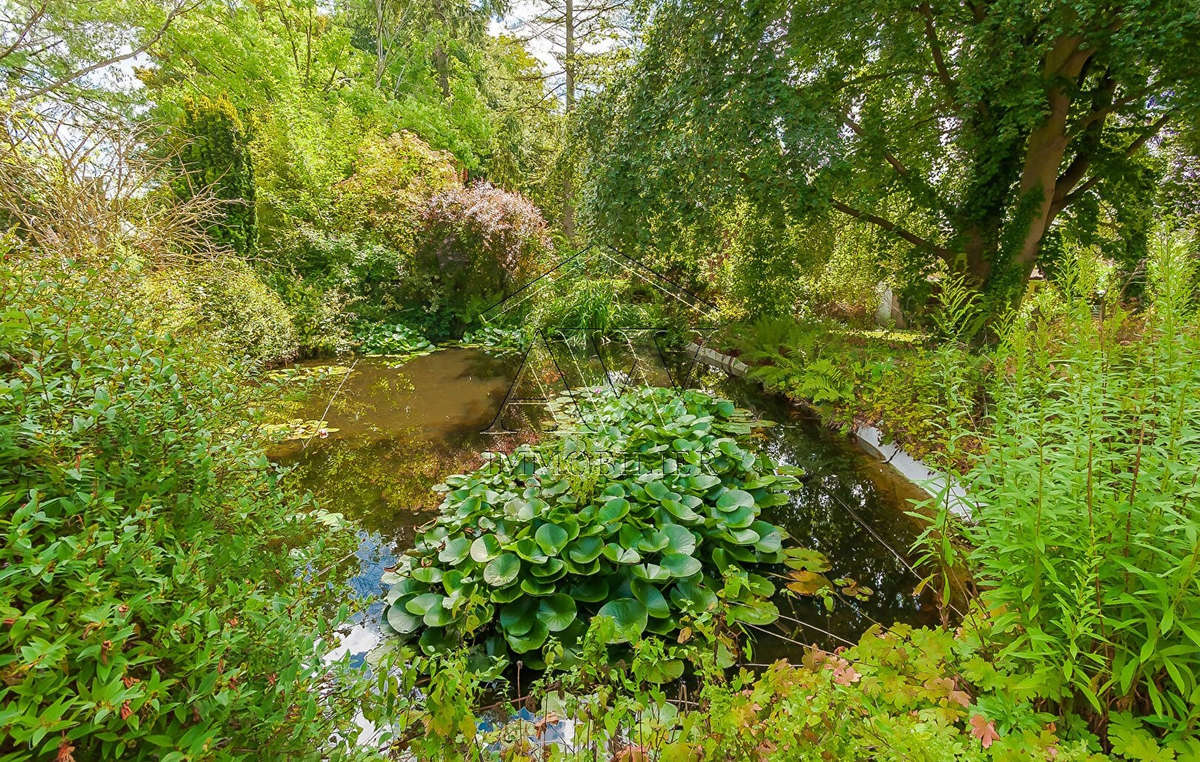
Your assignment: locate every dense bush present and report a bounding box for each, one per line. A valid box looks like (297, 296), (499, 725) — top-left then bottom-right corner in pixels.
(383, 387), (799, 669)
(414, 181), (549, 328)
(143, 258), (298, 366)
(0, 247), (363, 760)
(169, 94), (258, 257)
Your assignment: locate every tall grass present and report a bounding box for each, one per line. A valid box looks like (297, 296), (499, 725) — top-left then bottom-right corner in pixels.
(945, 232), (1200, 749)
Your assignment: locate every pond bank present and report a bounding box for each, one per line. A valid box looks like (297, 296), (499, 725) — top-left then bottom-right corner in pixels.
(687, 341), (973, 519)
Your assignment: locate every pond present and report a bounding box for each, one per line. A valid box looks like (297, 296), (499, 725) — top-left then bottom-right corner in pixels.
(271, 348), (940, 668)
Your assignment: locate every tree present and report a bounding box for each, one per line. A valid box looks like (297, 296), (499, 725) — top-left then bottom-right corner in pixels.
(581, 0), (1200, 312)
(503, 0), (634, 243)
(171, 94), (258, 256)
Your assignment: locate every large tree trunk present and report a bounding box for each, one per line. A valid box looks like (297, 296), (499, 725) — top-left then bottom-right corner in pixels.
(994, 36), (1094, 305)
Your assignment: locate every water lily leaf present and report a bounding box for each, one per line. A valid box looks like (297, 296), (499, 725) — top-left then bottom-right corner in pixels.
(786, 570), (831, 596)
(716, 505), (756, 529)
(386, 605), (422, 635)
(534, 523), (569, 555)
(661, 553), (702, 578)
(411, 566), (443, 584)
(484, 553), (521, 586)
(520, 577), (556, 596)
(505, 619), (549, 653)
(672, 438), (698, 452)
(470, 534), (501, 563)
(500, 599), (537, 636)
(637, 529), (670, 553)
(643, 659), (685, 683)
(529, 558), (566, 578)
(784, 548), (832, 573)
(750, 521), (782, 553)
(422, 598), (455, 627)
(716, 439), (741, 457)
(441, 570), (466, 594)
(632, 562), (670, 582)
(598, 497), (631, 522)
(644, 480), (671, 500)
(491, 584), (525, 603)
(537, 594), (577, 632)
(715, 400), (735, 417)
(631, 579), (671, 619)
(716, 489), (754, 511)
(728, 599), (779, 626)
(570, 577), (610, 602)
(689, 474), (721, 490)
(663, 524), (697, 556)
(514, 538), (549, 563)
(670, 579), (717, 613)
(438, 537), (471, 565)
(725, 527), (760, 546)
(596, 598), (648, 644)
(567, 536), (604, 563)
(405, 592), (443, 615)
(661, 498), (701, 522)
(603, 543), (641, 564)
(504, 498), (535, 522)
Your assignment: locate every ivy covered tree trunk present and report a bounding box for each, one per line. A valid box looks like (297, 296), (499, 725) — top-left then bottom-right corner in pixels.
(173, 93), (258, 257)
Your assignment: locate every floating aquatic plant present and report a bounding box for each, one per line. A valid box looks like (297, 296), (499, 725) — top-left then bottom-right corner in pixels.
(382, 386), (802, 667)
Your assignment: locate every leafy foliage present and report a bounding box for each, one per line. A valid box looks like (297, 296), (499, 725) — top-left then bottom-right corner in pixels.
(170, 94), (258, 257)
(414, 181), (550, 329)
(355, 321), (435, 357)
(383, 386), (800, 666)
(0, 245), (365, 760)
(932, 231), (1200, 745)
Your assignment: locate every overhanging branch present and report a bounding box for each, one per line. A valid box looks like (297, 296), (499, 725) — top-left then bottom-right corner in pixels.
(829, 198), (952, 261)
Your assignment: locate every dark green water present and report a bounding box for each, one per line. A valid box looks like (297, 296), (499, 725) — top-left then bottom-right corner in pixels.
(272, 348), (939, 663)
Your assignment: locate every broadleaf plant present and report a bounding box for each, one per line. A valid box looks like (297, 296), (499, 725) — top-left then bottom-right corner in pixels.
(382, 386), (802, 666)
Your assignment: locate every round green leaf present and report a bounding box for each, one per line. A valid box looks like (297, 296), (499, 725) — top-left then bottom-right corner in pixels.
(484, 553), (521, 586)
(500, 599), (537, 636)
(716, 489), (754, 511)
(411, 566), (443, 584)
(631, 579), (671, 619)
(534, 523), (570, 555)
(505, 619), (549, 653)
(661, 553), (702, 578)
(596, 598), (648, 644)
(663, 524), (697, 556)
(386, 605), (422, 635)
(567, 536), (604, 563)
(404, 592), (443, 616)
(470, 534), (501, 563)
(598, 497), (631, 522)
(537, 594), (577, 632)
(438, 537), (471, 564)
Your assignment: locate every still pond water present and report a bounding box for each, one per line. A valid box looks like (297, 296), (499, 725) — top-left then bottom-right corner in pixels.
(271, 348), (939, 665)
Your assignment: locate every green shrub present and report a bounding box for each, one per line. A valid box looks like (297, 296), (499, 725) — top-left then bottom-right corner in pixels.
(0, 247), (363, 760)
(382, 386), (800, 669)
(142, 258), (298, 366)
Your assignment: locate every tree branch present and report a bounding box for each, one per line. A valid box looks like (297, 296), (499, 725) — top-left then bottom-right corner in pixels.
(844, 116), (911, 176)
(1055, 110), (1175, 212)
(829, 197), (952, 260)
(15, 0), (196, 103)
(0, 1), (48, 64)
(917, 2), (958, 107)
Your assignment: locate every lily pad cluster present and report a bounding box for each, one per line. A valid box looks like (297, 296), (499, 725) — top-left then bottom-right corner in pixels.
(382, 386), (802, 666)
(355, 322), (435, 357)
